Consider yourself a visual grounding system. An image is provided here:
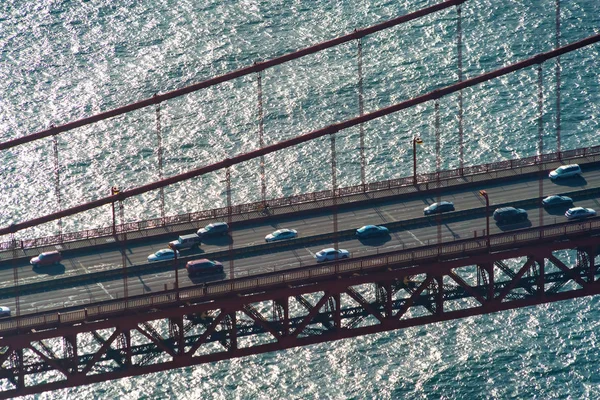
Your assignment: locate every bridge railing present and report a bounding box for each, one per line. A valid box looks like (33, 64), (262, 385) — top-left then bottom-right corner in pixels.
(3, 144), (600, 253)
(1, 217), (598, 334)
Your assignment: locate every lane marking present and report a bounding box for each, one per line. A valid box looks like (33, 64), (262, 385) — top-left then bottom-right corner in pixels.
(80, 261), (114, 299)
(78, 261), (90, 274)
(406, 230), (425, 246)
(383, 211), (396, 222)
(96, 282), (114, 299)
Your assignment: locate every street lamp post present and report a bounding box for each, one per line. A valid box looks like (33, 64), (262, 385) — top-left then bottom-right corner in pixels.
(169, 243), (179, 291)
(110, 186), (120, 235)
(479, 190), (490, 248)
(413, 136), (423, 185)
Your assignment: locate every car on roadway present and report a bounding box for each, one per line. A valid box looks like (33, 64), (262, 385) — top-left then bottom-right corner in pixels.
(147, 248), (180, 262)
(169, 233), (202, 250)
(542, 195), (573, 208)
(0, 306), (10, 318)
(549, 164), (582, 180)
(565, 207), (596, 220)
(197, 222), (229, 239)
(265, 228), (298, 242)
(355, 225), (389, 238)
(493, 207), (528, 224)
(315, 248), (350, 262)
(423, 201), (455, 215)
(186, 259), (224, 276)
(30, 250), (62, 267)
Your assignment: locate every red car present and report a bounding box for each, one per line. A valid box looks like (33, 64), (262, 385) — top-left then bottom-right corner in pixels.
(30, 251), (62, 267)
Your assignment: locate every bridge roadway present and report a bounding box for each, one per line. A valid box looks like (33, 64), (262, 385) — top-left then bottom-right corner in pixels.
(1, 163), (600, 316)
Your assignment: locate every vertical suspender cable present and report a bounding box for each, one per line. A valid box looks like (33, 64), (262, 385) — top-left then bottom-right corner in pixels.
(434, 99), (442, 246)
(538, 63), (544, 232)
(257, 70), (266, 202)
(331, 134), (338, 250)
(456, 4), (464, 172)
(121, 229), (128, 303)
(357, 36), (366, 189)
(435, 100), (442, 246)
(155, 94), (165, 222)
(226, 167), (233, 278)
(537, 64), (544, 156)
(555, 0), (561, 155)
(52, 133), (62, 238)
(435, 100), (441, 173)
(11, 229), (19, 318)
(119, 192), (127, 301)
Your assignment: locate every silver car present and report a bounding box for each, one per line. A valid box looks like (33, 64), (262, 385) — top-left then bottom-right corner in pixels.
(0, 306), (11, 318)
(565, 207), (596, 220)
(315, 248), (350, 262)
(265, 228), (298, 242)
(549, 164), (582, 180)
(147, 248), (180, 262)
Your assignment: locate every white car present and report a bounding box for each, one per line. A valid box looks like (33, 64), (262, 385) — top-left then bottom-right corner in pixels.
(549, 164), (582, 180)
(0, 306), (11, 318)
(315, 248), (350, 262)
(565, 207), (596, 220)
(147, 248), (180, 262)
(265, 228), (298, 242)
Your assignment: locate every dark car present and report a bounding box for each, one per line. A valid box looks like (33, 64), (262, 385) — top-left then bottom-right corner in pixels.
(197, 222), (229, 239)
(30, 251), (62, 267)
(186, 259), (224, 276)
(169, 233), (202, 250)
(542, 195), (573, 208)
(423, 201), (455, 215)
(493, 207), (528, 224)
(355, 225), (389, 238)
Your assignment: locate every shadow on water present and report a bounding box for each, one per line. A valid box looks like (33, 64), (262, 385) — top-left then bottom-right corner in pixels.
(32, 264), (66, 276)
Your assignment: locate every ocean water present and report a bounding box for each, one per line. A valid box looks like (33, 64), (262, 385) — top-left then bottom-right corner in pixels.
(1, 0), (600, 398)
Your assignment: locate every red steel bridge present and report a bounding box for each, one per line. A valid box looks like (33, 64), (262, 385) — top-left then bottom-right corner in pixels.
(1, 0), (600, 397)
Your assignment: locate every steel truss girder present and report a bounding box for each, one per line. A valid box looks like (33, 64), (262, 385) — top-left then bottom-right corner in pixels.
(0, 238), (599, 398)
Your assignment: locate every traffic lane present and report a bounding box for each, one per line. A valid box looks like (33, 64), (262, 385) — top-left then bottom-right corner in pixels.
(3, 182), (596, 294)
(5, 214), (505, 316)
(9, 201), (600, 318)
(0, 189), (590, 293)
(2, 169), (598, 287)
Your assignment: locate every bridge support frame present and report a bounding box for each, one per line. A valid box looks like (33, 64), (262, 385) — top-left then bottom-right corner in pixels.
(1, 235), (600, 398)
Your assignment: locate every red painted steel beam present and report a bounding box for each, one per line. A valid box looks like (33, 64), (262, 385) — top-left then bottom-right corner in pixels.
(3, 237), (600, 398)
(495, 257), (535, 303)
(0, 0), (465, 152)
(447, 270), (487, 304)
(1, 33), (598, 237)
(345, 288), (386, 323)
(548, 254), (588, 287)
(7, 280), (600, 400)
